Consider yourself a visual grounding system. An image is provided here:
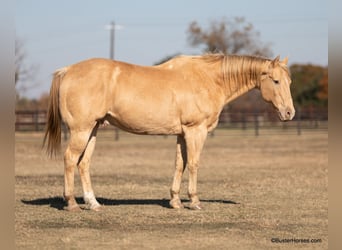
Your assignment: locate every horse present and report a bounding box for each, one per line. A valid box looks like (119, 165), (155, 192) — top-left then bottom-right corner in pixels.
(43, 54), (295, 211)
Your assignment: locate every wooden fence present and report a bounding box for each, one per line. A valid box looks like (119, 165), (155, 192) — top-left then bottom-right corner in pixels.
(15, 109), (328, 139)
(15, 110), (47, 132)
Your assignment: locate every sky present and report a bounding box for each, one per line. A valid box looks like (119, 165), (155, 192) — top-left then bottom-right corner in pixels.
(16, 0), (328, 99)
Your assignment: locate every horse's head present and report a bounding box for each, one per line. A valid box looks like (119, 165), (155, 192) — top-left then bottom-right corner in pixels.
(259, 56), (295, 121)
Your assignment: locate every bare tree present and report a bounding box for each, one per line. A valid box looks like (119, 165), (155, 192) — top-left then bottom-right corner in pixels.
(15, 39), (39, 97)
(187, 17), (272, 57)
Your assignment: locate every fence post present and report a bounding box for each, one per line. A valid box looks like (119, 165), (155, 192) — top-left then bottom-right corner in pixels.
(34, 110), (39, 131)
(254, 114), (259, 136)
(297, 107), (302, 135)
(114, 128), (119, 141)
(62, 122), (68, 141)
(241, 112), (246, 130)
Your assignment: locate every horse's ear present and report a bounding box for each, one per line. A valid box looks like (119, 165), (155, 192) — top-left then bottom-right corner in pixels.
(281, 57), (289, 65)
(274, 55), (280, 61)
(271, 55), (280, 67)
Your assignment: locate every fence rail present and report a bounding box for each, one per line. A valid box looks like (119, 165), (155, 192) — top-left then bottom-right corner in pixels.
(15, 110), (328, 139)
(15, 110), (47, 132)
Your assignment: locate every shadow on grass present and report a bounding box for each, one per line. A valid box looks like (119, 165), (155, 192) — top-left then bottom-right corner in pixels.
(21, 197), (238, 210)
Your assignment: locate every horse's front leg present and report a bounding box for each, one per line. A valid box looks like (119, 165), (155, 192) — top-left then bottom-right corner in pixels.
(170, 135), (187, 209)
(183, 125), (207, 210)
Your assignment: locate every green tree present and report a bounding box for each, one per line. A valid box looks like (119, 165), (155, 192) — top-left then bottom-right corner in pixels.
(290, 64), (328, 108)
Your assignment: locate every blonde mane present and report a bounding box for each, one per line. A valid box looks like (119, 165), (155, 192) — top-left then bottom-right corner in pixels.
(200, 54), (270, 89)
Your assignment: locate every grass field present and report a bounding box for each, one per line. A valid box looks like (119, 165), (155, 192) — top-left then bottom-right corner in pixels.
(15, 128), (328, 249)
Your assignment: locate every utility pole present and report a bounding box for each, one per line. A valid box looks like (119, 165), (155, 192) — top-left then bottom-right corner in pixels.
(109, 21), (115, 60)
(108, 21), (119, 140)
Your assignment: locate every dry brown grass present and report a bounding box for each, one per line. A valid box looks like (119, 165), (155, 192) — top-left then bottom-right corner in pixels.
(15, 128), (328, 249)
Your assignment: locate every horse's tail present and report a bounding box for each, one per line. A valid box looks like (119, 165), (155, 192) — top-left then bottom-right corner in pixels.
(43, 67), (68, 157)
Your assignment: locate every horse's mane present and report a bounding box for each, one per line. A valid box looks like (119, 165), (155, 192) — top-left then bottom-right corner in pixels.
(202, 54), (268, 86)
(197, 53), (289, 91)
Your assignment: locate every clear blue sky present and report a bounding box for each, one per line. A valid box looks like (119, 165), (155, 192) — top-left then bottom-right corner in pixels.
(16, 0), (327, 99)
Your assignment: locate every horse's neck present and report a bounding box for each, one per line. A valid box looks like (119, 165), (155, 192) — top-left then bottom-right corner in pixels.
(202, 57), (260, 105)
(216, 55), (266, 105)
(223, 80), (257, 105)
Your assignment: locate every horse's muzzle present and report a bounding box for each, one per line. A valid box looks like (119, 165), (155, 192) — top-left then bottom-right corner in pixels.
(278, 107), (295, 121)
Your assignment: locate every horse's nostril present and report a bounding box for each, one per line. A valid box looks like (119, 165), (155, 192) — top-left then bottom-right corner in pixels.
(285, 108), (293, 119)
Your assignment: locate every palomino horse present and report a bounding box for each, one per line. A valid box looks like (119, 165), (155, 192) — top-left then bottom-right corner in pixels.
(44, 54), (295, 211)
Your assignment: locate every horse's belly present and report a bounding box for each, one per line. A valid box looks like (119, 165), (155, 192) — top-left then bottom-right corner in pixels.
(105, 110), (182, 135)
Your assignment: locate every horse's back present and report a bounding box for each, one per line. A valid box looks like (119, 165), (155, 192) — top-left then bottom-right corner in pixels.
(57, 58), (182, 132)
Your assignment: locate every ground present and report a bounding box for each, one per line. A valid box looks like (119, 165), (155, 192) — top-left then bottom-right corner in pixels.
(15, 128), (328, 249)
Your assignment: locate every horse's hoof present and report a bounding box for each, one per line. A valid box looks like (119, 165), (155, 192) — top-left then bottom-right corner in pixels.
(64, 204), (81, 212)
(90, 205), (103, 212)
(169, 199), (184, 209)
(189, 203), (202, 210)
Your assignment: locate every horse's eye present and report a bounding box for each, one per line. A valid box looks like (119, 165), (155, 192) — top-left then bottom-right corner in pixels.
(273, 80), (279, 84)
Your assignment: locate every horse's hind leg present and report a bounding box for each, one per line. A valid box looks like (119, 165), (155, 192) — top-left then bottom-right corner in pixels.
(63, 125), (99, 211)
(63, 130), (90, 211)
(77, 124), (101, 211)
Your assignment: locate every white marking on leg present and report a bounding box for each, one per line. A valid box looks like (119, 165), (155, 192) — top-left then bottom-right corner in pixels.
(84, 191), (101, 210)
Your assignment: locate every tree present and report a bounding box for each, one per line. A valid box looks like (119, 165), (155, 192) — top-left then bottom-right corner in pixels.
(187, 17), (272, 57)
(15, 39), (28, 86)
(317, 69), (328, 101)
(154, 53), (181, 65)
(15, 92), (49, 111)
(15, 39), (39, 98)
(290, 64), (328, 108)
